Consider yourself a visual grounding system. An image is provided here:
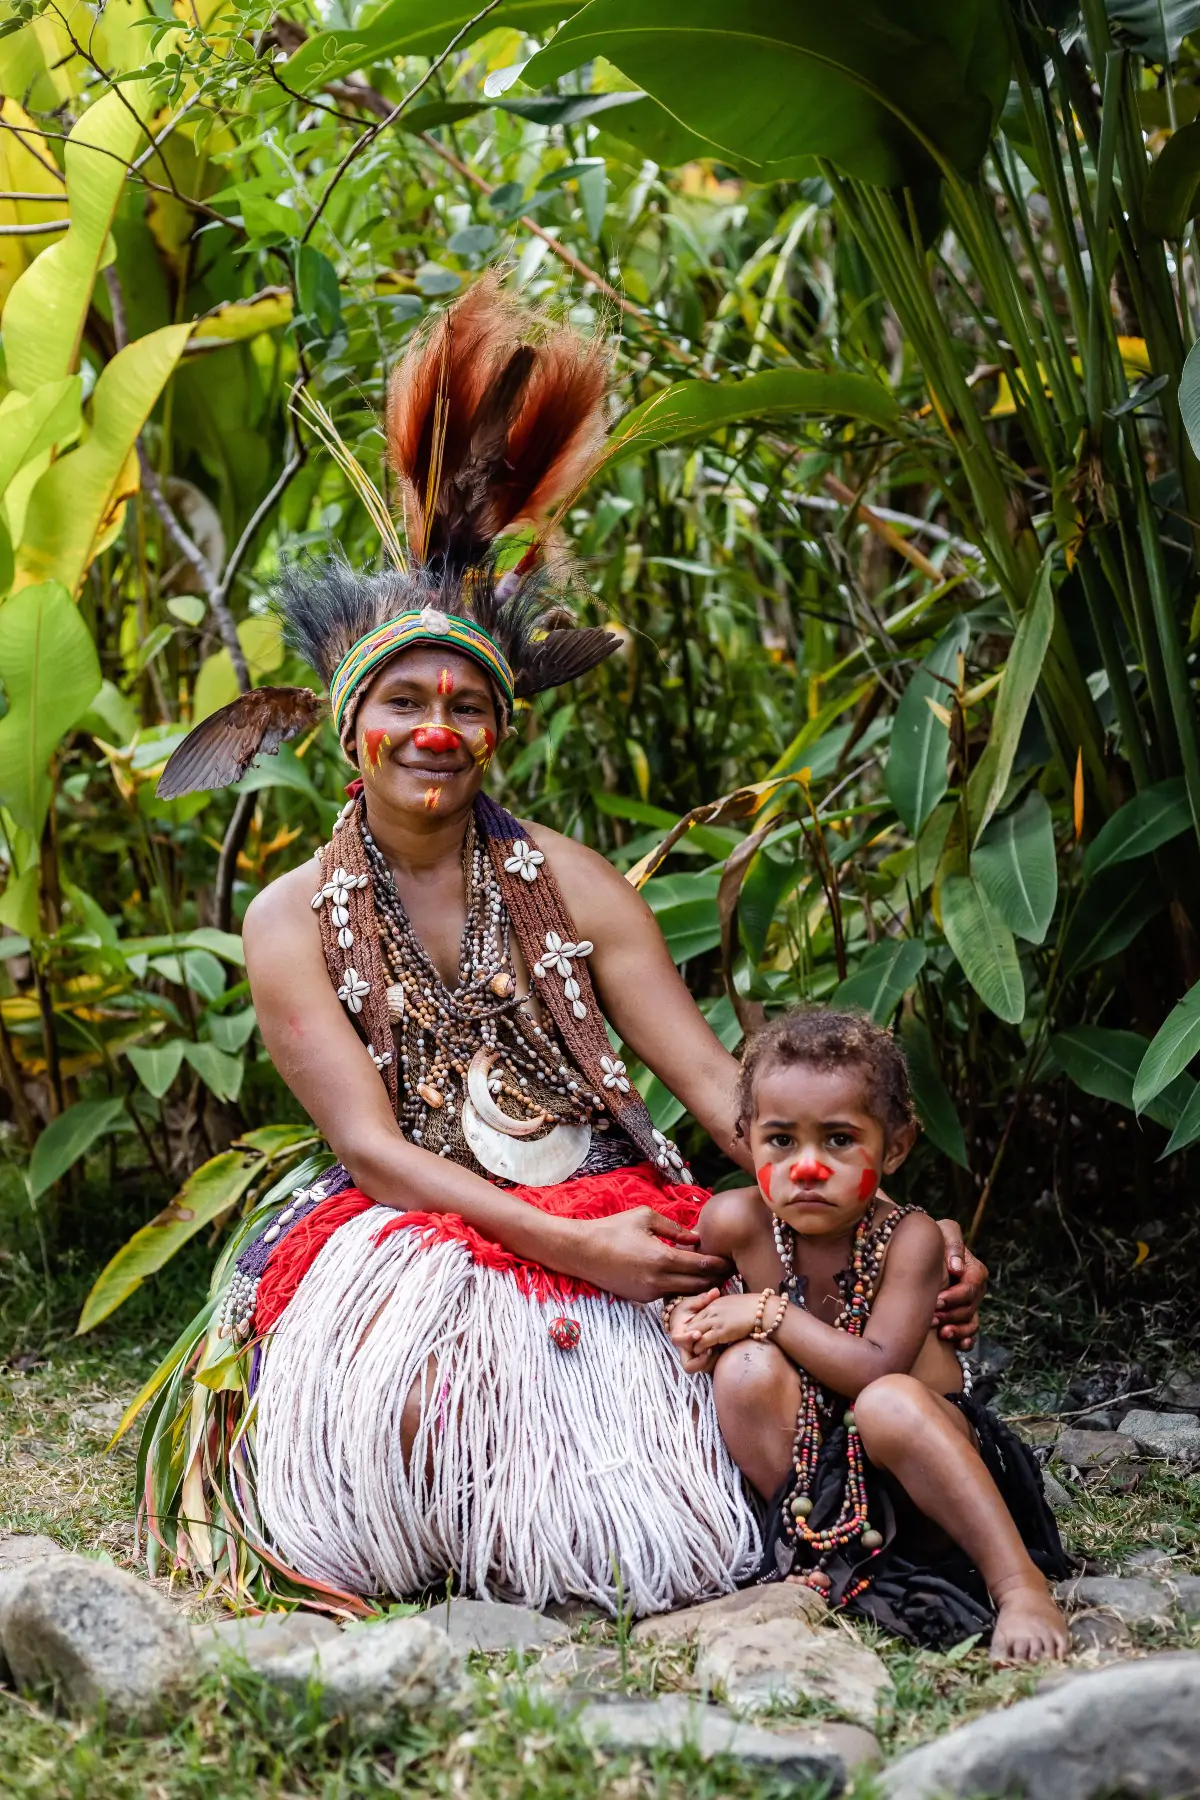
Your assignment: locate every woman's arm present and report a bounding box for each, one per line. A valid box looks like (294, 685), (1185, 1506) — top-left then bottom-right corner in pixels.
(242, 864), (731, 1304)
(688, 1210), (946, 1398)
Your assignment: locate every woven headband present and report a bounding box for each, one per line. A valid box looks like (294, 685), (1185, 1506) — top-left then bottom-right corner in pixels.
(329, 607), (516, 737)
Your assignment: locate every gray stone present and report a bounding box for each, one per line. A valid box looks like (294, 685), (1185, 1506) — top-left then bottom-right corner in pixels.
(1122, 1547), (1176, 1579)
(633, 1581), (827, 1647)
(265, 1615), (467, 1734)
(1156, 1372), (1200, 1412)
(1054, 1428), (1136, 1470)
(529, 1642), (624, 1693)
(1055, 1574), (1173, 1624)
(425, 1597), (567, 1654)
(1101, 1462), (1141, 1494)
(1168, 1575), (1200, 1621)
(191, 1611), (340, 1672)
(1071, 1411), (1116, 1432)
(0, 1533), (64, 1572)
(882, 1654), (1200, 1800)
(696, 1618), (892, 1729)
(1120, 1408), (1200, 1462)
(578, 1694), (878, 1787)
(0, 1554), (191, 1726)
(1042, 1471), (1073, 1515)
(1068, 1612), (1131, 1659)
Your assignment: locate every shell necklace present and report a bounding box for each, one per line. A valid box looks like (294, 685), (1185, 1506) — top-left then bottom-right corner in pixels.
(360, 813), (601, 1183)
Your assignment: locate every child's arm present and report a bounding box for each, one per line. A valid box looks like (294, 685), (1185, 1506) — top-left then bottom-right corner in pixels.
(688, 1211), (945, 1398)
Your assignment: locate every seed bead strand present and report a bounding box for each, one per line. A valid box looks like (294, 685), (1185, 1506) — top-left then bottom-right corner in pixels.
(775, 1204), (920, 1600)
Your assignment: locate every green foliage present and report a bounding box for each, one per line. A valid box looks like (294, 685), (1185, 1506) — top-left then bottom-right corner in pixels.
(0, 0), (1199, 1309)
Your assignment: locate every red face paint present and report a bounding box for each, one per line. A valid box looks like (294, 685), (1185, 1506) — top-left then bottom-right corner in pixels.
(361, 727), (391, 776)
(423, 785), (442, 811)
(436, 667), (455, 695)
(756, 1163), (777, 1200)
(412, 724), (462, 754)
(858, 1167), (878, 1201)
(788, 1158), (833, 1184)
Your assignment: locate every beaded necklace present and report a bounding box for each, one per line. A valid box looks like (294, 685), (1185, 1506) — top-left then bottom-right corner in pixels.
(359, 812), (603, 1166)
(771, 1201), (919, 1603)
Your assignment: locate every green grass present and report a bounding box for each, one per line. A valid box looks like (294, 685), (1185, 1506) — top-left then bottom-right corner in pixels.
(3, 1249), (1200, 1799)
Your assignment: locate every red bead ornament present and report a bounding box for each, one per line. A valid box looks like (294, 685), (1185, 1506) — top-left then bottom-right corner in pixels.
(548, 1316), (581, 1350)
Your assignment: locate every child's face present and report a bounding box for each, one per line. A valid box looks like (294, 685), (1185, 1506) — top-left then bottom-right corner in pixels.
(747, 1060), (913, 1239)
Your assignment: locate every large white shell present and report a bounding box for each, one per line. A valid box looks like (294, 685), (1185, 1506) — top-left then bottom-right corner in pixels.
(466, 1047), (547, 1138)
(461, 1098), (590, 1186)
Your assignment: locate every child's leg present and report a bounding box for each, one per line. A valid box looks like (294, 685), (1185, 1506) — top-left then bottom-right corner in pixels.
(853, 1373), (1068, 1664)
(712, 1340), (802, 1500)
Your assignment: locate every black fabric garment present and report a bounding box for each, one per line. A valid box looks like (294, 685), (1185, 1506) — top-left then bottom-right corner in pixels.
(759, 1392), (1073, 1649)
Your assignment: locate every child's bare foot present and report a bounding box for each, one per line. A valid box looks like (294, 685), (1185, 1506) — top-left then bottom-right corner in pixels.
(989, 1576), (1069, 1664)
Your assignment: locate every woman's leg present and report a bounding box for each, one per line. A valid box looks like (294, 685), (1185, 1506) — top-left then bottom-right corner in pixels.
(712, 1340), (802, 1500)
(853, 1373), (1068, 1663)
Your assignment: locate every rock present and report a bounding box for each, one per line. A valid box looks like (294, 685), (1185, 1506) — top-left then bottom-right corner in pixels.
(529, 1643), (624, 1693)
(191, 1611), (340, 1671)
(1068, 1612), (1131, 1659)
(967, 1336), (1014, 1380)
(1053, 1428), (1136, 1470)
(542, 1598), (605, 1629)
(265, 1615), (467, 1735)
(70, 1400), (135, 1454)
(1156, 1371), (1200, 1412)
(1101, 1462), (1141, 1494)
(1121, 1547), (1176, 1579)
(1071, 1411), (1116, 1432)
(1055, 1575), (1172, 1624)
(882, 1654), (1200, 1800)
(0, 1533), (64, 1572)
(696, 1618), (892, 1728)
(578, 1694), (878, 1787)
(1042, 1471), (1073, 1515)
(1169, 1576), (1200, 1621)
(1120, 1408), (1200, 1462)
(426, 1597), (567, 1654)
(0, 1554), (192, 1727)
(632, 1582), (826, 1647)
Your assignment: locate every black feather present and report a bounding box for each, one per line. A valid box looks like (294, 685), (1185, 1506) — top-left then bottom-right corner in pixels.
(513, 627), (622, 698)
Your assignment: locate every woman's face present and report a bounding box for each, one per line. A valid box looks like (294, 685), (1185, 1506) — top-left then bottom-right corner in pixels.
(350, 644), (502, 819)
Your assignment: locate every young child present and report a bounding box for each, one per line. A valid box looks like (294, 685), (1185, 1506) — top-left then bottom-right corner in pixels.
(674, 1007), (1070, 1663)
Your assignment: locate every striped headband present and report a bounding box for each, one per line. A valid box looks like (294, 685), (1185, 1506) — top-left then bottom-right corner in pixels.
(329, 606), (516, 737)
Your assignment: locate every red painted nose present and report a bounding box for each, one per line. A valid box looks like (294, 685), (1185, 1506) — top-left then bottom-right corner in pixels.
(789, 1158), (832, 1183)
(412, 724), (462, 754)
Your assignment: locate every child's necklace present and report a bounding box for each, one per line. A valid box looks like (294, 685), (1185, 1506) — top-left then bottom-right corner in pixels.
(772, 1202), (917, 1603)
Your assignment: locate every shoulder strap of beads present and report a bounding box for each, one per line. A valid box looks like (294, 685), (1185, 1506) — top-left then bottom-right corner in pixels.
(312, 798), (399, 1106)
(475, 793), (692, 1184)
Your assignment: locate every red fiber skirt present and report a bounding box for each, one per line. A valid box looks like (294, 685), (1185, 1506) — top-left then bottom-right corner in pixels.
(253, 1163), (711, 1333)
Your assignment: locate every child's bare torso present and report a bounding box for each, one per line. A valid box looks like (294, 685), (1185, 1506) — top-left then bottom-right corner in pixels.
(704, 1188), (963, 1396)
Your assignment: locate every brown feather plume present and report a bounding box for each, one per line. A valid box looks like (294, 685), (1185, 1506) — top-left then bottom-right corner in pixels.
(386, 274), (608, 571)
(156, 687), (323, 798)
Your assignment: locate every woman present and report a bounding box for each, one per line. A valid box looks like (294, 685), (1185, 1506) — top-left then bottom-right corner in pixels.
(151, 281), (983, 1616)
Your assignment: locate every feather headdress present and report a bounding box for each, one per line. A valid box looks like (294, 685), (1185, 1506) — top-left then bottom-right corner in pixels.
(157, 276), (620, 798)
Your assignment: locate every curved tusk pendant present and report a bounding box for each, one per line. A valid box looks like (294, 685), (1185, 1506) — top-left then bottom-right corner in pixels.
(465, 1047), (548, 1138)
(461, 1098), (590, 1186)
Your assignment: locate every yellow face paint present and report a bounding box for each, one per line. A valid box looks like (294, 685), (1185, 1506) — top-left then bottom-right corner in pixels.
(423, 785), (442, 811)
(362, 727), (391, 778)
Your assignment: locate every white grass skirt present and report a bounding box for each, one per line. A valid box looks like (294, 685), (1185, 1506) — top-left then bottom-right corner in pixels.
(254, 1206), (760, 1615)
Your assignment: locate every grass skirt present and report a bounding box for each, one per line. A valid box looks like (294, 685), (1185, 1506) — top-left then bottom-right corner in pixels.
(138, 1163), (760, 1616)
(760, 1392), (1072, 1648)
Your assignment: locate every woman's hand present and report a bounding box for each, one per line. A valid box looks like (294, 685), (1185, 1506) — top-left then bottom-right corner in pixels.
(569, 1208), (734, 1304)
(687, 1291), (765, 1352)
(932, 1219), (987, 1349)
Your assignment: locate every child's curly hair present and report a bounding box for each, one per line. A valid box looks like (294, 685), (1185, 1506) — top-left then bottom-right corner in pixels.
(735, 1006), (917, 1142)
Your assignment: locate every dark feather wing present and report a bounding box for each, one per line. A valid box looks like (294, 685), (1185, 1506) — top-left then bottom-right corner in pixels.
(513, 628), (622, 698)
(156, 687), (323, 799)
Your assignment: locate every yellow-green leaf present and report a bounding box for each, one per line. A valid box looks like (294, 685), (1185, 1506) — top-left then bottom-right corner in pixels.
(2, 80), (156, 394)
(185, 287), (294, 353)
(605, 369), (900, 470)
(76, 1148), (261, 1334)
(0, 377), (81, 499)
(15, 323), (193, 595)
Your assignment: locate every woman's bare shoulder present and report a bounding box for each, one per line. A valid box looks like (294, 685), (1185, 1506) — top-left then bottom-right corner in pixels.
(242, 856), (324, 954)
(522, 820), (652, 933)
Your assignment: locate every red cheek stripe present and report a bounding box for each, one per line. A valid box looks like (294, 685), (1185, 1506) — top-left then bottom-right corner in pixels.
(436, 667), (455, 695)
(756, 1164), (775, 1199)
(361, 727), (390, 773)
(858, 1167), (878, 1200)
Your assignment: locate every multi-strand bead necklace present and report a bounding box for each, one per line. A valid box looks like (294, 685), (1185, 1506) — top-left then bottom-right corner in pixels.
(359, 812), (603, 1164)
(772, 1202), (919, 1602)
